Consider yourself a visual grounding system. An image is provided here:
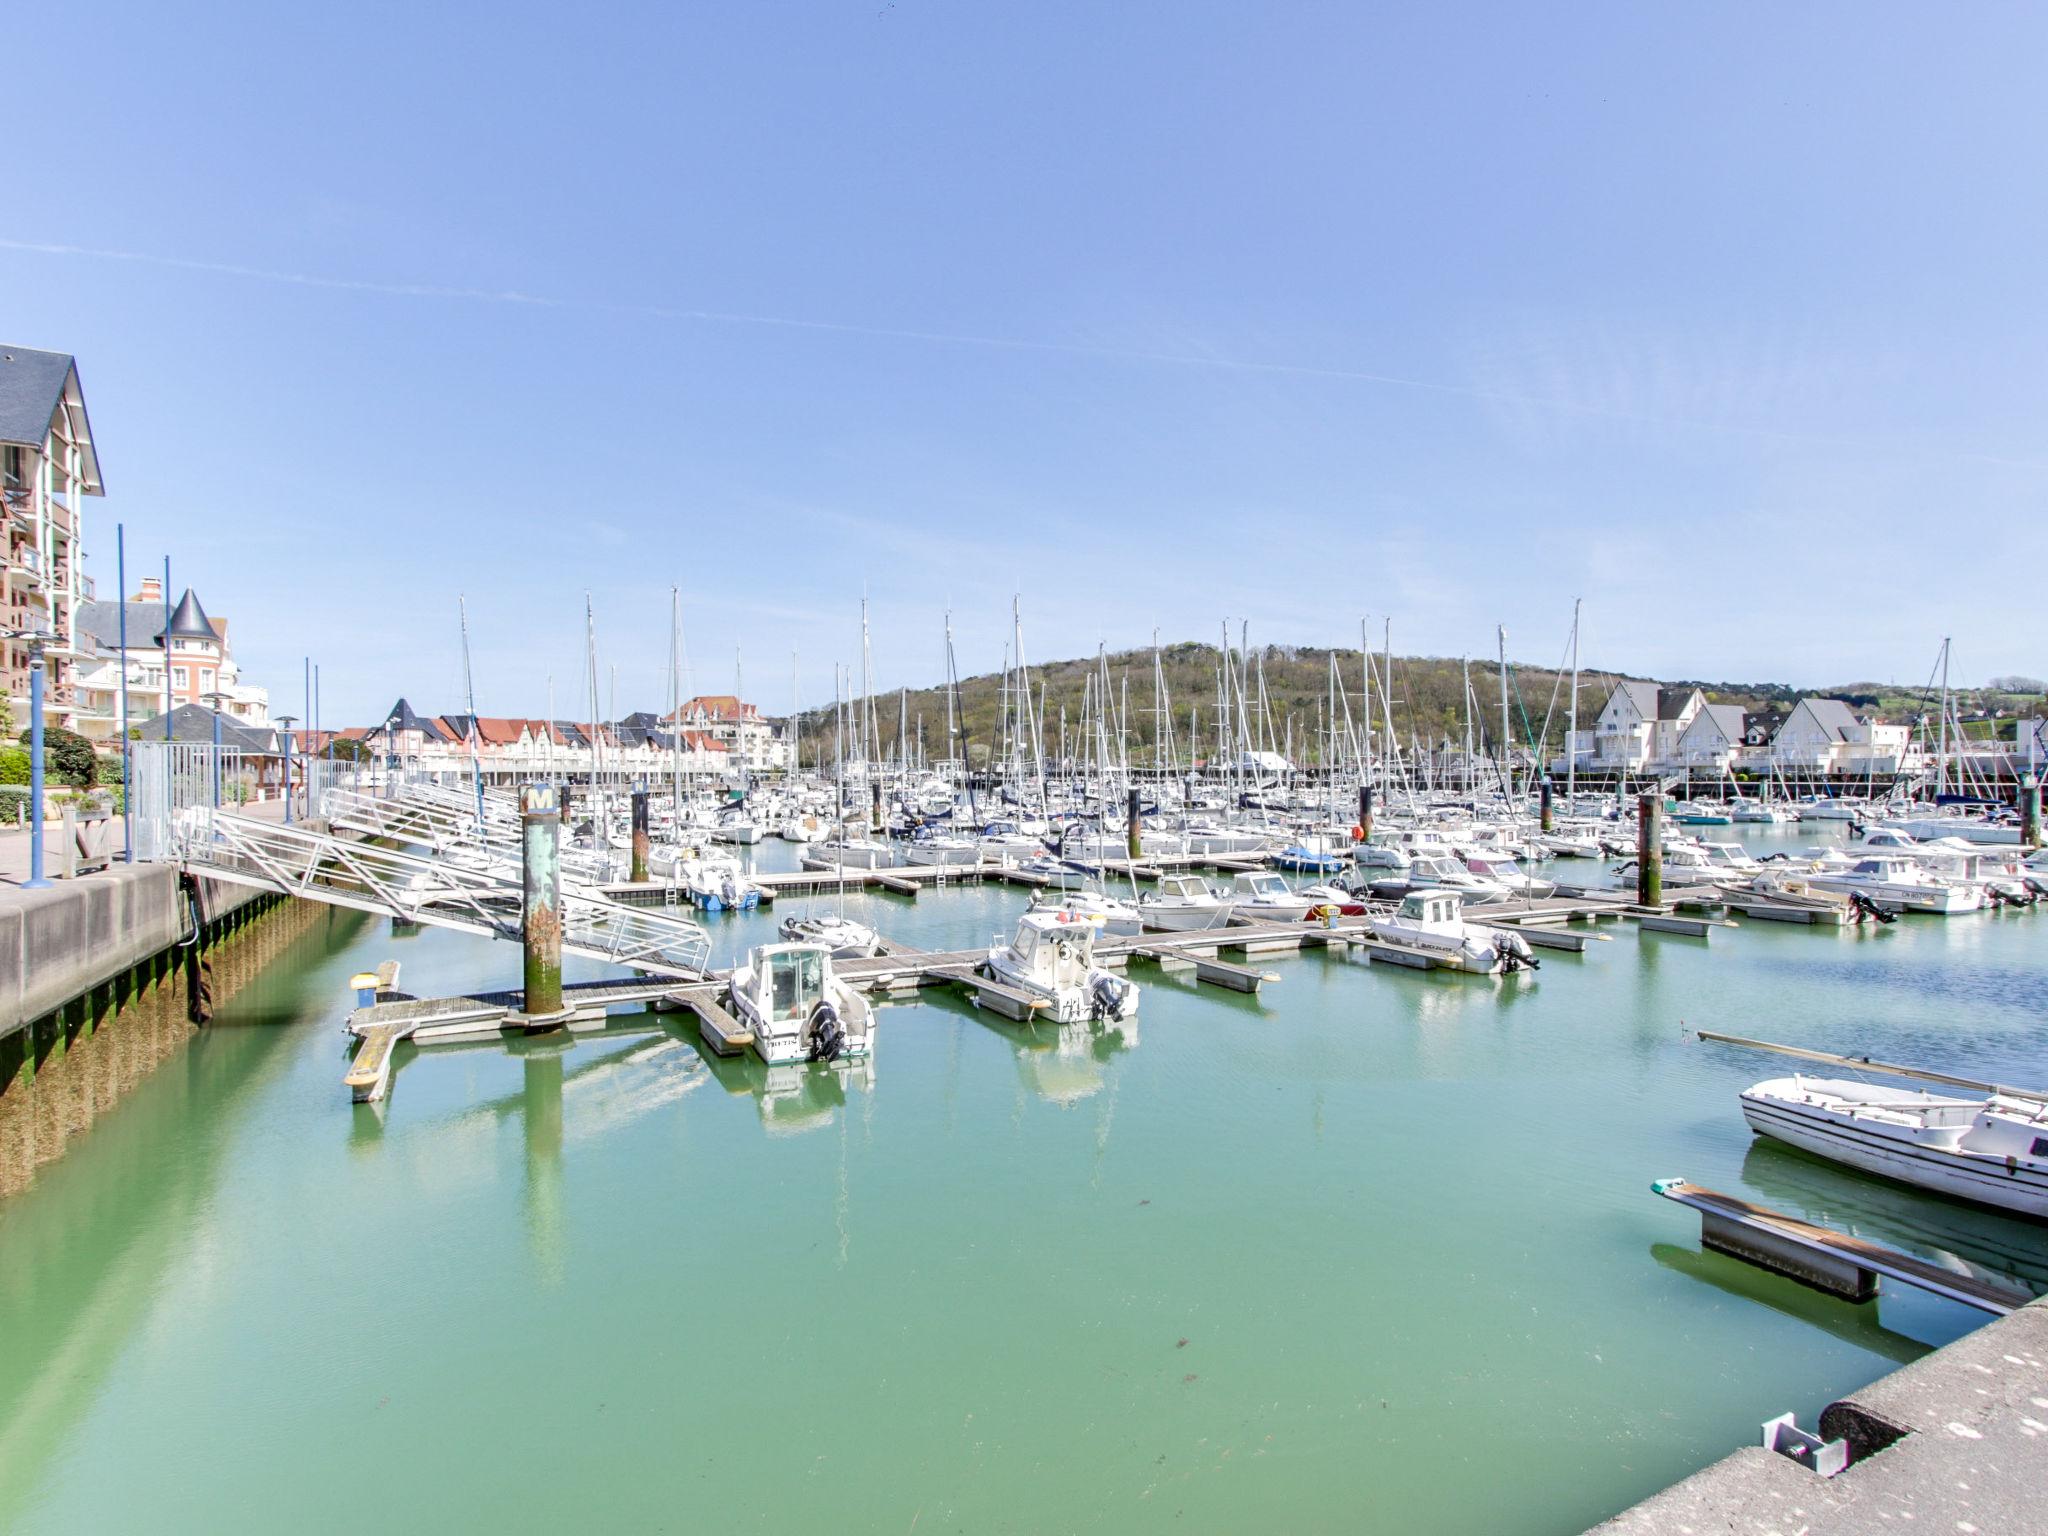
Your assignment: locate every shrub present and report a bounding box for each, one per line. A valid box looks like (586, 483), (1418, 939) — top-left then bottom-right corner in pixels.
(0, 747), (27, 786)
(17, 725), (97, 786)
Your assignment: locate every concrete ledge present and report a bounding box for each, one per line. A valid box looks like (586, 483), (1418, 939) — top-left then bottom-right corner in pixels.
(1591, 1296), (2048, 1532)
(0, 865), (274, 1040)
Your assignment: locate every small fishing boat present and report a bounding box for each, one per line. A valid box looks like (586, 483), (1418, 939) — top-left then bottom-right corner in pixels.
(1802, 854), (1986, 914)
(1136, 873), (1236, 931)
(1295, 878), (1368, 916)
(1739, 1076), (2048, 1219)
(778, 911), (882, 959)
(1464, 855), (1554, 898)
(728, 943), (876, 1065)
(683, 854), (760, 912)
(1367, 890), (1537, 973)
(984, 911), (1138, 1025)
(1027, 884), (1144, 936)
(1228, 870), (1321, 921)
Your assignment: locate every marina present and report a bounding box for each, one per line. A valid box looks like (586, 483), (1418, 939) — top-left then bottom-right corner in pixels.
(7, 10), (2047, 1526)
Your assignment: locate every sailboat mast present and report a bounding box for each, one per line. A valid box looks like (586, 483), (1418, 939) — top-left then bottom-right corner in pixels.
(457, 594), (484, 835)
(1567, 598), (1581, 807)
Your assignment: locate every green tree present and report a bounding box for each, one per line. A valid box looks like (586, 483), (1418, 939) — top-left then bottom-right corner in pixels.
(19, 725), (98, 787)
(0, 747), (27, 786)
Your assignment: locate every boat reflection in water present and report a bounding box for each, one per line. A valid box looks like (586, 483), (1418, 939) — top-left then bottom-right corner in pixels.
(1735, 1137), (2048, 1298)
(688, 1036), (875, 1136)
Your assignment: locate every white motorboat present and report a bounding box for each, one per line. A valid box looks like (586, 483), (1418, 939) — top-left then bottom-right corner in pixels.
(1740, 1075), (2048, 1220)
(1027, 884), (1144, 936)
(1228, 870), (1320, 921)
(1464, 855), (1554, 898)
(682, 854), (760, 912)
(1136, 873), (1237, 931)
(1695, 840), (1762, 880)
(815, 838), (896, 870)
(1536, 830), (1602, 859)
(1729, 801), (1794, 824)
(984, 911), (1138, 1025)
(1404, 855), (1507, 902)
(1802, 854), (1986, 914)
(906, 833), (982, 867)
(778, 912), (882, 959)
(1180, 821), (1274, 857)
(1367, 890), (1536, 973)
(777, 813), (829, 844)
(712, 813), (763, 846)
(728, 943), (876, 1065)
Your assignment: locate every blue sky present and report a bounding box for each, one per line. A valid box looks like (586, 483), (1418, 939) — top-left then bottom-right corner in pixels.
(7, 2), (2044, 721)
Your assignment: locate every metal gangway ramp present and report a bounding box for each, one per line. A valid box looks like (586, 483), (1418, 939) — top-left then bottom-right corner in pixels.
(322, 785), (631, 887)
(171, 806), (712, 979)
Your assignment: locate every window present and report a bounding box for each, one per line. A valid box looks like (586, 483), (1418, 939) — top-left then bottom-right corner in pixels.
(1, 446), (22, 488)
(173, 666), (188, 689)
(2032, 1137), (2048, 1158)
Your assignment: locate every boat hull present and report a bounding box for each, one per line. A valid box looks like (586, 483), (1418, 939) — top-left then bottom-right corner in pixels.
(1741, 1095), (2048, 1220)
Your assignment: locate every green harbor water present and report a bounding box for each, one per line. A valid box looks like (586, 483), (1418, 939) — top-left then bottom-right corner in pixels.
(3, 831), (2044, 1534)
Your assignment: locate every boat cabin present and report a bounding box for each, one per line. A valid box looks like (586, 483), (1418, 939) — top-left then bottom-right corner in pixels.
(1395, 891), (1465, 924)
(1232, 872), (1293, 900)
(1155, 874), (1215, 900)
(1003, 911), (1099, 978)
(741, 943), (829, 1022)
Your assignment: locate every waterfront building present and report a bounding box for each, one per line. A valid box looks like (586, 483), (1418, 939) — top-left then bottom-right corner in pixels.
(664, 695), (789, 771)
(1673, 701), (1748, 769)
(1767, 696), (1917, 774)
(70, 578), (270, 743)
(0, 345), (105, 733)
(1575, 680), (1706, 772)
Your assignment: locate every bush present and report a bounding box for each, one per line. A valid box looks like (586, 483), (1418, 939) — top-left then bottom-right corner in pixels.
(0, 787), (26, 823)
(17, 725), (97, 787)
(0, 747), (27, 786)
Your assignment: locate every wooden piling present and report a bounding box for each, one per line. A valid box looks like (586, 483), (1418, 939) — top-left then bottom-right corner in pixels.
(1637, 791), (1662, 908)
(1358, 785), (1373, 843)
(630, 786), (650, 883)
(1126, 788), (1142, 860)
(1540, 778), (1554, 833)
(2022, 771), (2041, 849)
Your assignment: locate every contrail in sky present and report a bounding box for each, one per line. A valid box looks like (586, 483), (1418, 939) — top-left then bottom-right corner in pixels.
(2, 235), (2038, 464)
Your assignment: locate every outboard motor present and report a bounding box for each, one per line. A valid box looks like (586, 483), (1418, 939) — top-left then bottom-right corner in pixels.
(808, 1000), (846, 1062)
(1088, 970), (1132, 1021)
(1847, 890), (1896, 926)
(1492, 931), (1539, 973)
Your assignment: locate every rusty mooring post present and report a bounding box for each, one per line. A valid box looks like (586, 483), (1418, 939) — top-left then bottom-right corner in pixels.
(871, 781), (882, 833)
(1540, 778), (1554, 833)
(1358, 784), (1374, 843)
(1637, 790), (1663, 908)
(522, 783), (563, 1018)
(630, 785), (650, 883)
(2021, 771), (2041, 850)
(1126, 788), (1142, 860)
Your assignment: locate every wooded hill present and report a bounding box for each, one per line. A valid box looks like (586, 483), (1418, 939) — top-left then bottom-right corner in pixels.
(785, 643), (2044, 770)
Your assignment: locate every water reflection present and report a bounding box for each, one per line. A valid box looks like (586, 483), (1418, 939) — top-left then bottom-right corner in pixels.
(1648, 1243), (1926, 1366)
(687, 1037), (875, 1136)
(1737, 1138), (2047, 1296)
(922, 988), (1139, 1106)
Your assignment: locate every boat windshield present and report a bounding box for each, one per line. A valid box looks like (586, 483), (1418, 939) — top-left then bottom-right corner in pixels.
(769, 949), (825, 1020)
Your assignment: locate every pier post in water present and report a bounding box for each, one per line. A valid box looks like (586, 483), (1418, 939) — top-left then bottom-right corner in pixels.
(1636, 791), (1662, 907)
(630, 786), (650, 883)
(521, 783), (564, 1018)
(1540, 778), (1554, 833)
(1126, 788), (1142, 859)
(1358, 785), (1374, 842)
(871, 782), (883, 833)
(2021, 771), (2041, 849)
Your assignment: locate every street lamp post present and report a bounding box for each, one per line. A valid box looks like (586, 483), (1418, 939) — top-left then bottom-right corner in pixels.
(275, 714), (298, 824)
(203, 690), (230, 809)
(12, 627), (53, 890)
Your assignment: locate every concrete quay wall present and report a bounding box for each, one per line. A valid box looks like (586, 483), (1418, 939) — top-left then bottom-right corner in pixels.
(1592, 1294), (2048, 1533)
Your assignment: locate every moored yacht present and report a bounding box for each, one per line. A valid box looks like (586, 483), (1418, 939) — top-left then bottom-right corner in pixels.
(1802, 854), (1985, 914)
(1228, 870), (1321, 921)
(778, 911), (883, 959)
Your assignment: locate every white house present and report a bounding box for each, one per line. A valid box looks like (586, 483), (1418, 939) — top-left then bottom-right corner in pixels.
(1573, 681), (1706, 771)
(1768, 697), (1915, 774)
(1675, 703), (1747, 768)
